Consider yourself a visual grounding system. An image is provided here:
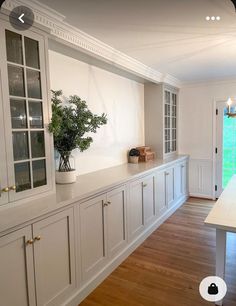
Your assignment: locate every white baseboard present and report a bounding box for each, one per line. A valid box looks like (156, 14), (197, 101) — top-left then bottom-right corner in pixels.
(189, 193), (215, 200)
(64, 194), (187, 306)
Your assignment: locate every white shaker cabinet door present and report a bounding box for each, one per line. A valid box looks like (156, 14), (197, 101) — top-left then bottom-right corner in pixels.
(128, 178), (145, 240)
(33, 208), (76, 306)
(0, 226), (36, 306)
(106, 186), (127, 258)
(80, 194), (107, 281)
(156, 170), (167, 216)
(180, 162), (188, 196)
(165, 167), (175, 208)
(143, 175), (156, 226)
(174, 163), (182, 201)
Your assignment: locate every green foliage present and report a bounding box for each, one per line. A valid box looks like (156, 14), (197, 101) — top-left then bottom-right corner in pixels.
(48, 90), (107, 171)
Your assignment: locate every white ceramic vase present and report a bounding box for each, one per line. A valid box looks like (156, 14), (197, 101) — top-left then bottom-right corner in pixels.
(55, 170), (77, 184)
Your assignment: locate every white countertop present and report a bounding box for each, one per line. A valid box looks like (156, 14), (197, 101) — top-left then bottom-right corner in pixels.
(0, 155), (188, 235)
(205, 175), (236, 232)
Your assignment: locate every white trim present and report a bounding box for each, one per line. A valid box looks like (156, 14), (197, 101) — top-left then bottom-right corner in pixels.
(2, 0), (181, 88)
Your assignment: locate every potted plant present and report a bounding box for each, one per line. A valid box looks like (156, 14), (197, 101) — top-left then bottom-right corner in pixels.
(129, 148), (140, 164)
(48, 90), (107, 184)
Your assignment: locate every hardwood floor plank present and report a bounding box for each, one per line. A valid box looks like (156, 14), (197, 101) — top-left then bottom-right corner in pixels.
(80, 198), (236, 306)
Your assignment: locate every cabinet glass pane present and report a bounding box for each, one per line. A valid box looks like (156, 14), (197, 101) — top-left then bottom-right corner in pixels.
(172, 129), (176, 140)
(172, 106), (176, 117)
(172, 94), (177, 105)
(8, 65), (25, 97)
(13, 132), (29, 161)
(29, 101), (43, 128)
(10, 99), (27, 128)
(31, 131), (45, 158)
(33, 160), (46, 187)
(25, 37), (40, 69)
(26, 69), (42, 99)
(14, 162), (31, 192)
(5, 30), (23, 64)
(172, 118), (176, 129)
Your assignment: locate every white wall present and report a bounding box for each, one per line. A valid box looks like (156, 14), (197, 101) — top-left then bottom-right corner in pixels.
(179, 79), (236, 198)
(48, 50), (144, 175)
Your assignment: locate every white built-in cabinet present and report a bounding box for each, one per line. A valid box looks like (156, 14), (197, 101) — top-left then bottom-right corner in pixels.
(144, 83), (178, 159)
(79, 186), (127, 281)
(0, 207), (75, 306)
(0, 19), (53, 205)
(0, 157), (188, 306)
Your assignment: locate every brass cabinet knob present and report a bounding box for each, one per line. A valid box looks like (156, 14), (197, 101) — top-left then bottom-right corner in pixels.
(107, 201), (111, 205)
(103, 202), (108, 207)
(9, 185), (16, 191)
(165, 172), (170, 176)
(142, 183), (147, 188)
(26, 239), (34, 245)
(1, 187), (9, 192)
(34, 236), (41, 241)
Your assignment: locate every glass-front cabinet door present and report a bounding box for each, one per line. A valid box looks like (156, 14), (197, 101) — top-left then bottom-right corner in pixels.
(0, 21), (53, 203)
(164, 89), (177, 155)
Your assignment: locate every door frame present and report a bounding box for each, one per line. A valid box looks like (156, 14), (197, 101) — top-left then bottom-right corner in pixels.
(213, 98), (235, 198)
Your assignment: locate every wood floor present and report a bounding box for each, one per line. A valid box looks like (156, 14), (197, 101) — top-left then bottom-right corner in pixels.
(80, 198), (236, 306)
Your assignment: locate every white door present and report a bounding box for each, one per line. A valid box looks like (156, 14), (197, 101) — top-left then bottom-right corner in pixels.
(165, 167), (175, 208)
(106, 186), (127, 258)
(129, 178), (144, 240)
(215, 101), (236, 197)
(0, 20), (53, 203)
(80, 194), (107, 281)
(0, 226), (36, 306)
(174, 162), (187, 200)
(143, 175), (155, 226)
(156, 170), (167, 216)
(33, 208), (76, 306)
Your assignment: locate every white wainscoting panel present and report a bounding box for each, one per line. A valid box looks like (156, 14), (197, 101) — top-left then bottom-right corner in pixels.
(189, 159), (214, 199)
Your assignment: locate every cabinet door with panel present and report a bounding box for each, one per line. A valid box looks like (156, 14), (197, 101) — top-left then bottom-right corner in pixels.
(33, 208), (76, 306)
(143, 175), (155, 226)
(80, 194), (107, 281)
(174, 161), (188, 200)
(0, 20), (53, 205)
(129, 178), (145, 240)
(129, 174), (155, 240)
(156, 170), (167, 216)
(0, 226), (36, 306)
(106, 186), (127, 258)
(165, 167), (175, 208)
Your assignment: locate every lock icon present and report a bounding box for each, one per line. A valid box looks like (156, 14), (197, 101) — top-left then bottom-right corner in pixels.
(208, 283), (218, 295)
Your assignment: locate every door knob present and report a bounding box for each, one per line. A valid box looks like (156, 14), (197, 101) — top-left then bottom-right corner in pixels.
(34, 236), (41, 241)
(1, 187), (9, 192)
(26, 239), (34, 245)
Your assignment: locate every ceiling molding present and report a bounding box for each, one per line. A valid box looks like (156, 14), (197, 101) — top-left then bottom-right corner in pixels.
(181, 77), (236, 89)
(2, 0), (182, 88)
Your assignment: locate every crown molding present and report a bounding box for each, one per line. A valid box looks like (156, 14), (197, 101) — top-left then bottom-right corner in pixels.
(181, 76), (236, 88)
(2, 0), (181, 88)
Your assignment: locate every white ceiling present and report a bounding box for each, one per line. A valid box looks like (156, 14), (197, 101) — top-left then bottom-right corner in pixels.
(40, 0), (236, 82)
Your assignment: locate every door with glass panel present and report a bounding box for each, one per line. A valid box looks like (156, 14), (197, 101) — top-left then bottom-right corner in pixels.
(164, 89), (177, 155)
(0, 21), (52, 203)
(216, 101), (236, 197)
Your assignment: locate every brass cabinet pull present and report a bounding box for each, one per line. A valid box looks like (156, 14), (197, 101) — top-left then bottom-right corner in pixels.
(34, 236), (41, 241)
(26, 239), (34, 245)
(9, 185), (16, 191)
(142, 183), (147, 188)
(1, 187), (9, 192)
(165, 172), (169, 176)
(107, 201), (111, 205)
(181, 165), (185, 168)
(103, 202), (108, 207)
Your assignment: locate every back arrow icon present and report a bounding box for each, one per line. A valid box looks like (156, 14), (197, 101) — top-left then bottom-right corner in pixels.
(18, 13), (25, 23)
